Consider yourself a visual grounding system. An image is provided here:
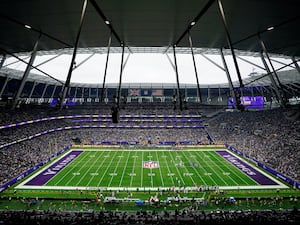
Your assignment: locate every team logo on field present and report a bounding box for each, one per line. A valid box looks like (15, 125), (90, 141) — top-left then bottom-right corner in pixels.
(143, 161), (159, 168)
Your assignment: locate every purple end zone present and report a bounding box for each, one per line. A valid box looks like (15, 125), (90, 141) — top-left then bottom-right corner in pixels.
(25, 150), (83, 186)
(216, 150), (277, 185)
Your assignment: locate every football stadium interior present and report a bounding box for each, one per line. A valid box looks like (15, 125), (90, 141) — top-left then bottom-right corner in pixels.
(0, 0), (300, 224)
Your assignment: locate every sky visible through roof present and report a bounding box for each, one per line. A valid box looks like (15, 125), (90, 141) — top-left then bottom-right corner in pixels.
(4, 53), (293, 85)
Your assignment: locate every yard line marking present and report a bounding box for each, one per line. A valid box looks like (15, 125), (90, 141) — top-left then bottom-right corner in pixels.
(167, 151), (186, 186)
(161, 151), (175, 186)
(193, 151), (223, 185)
(140, 151), (144, 187)
(198, 151), (232, 185)
(181, 151), (207, 186)
(148, 151), (154, 188)
(209, 151), (250, 185)
(107, 150), (125, 187)
(174, 151), (197, 185)
(53, 151), (90, 186)
(129, 151), (138, 187)
(155, 150), (165, 187)
(75, 151), (104, 186)
(86, 151), (106, 186)
(118, 151), (132, 187)
(97, 151), (118, 187)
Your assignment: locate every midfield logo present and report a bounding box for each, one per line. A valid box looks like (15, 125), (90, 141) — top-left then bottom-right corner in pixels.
(143, 161), (159, 168)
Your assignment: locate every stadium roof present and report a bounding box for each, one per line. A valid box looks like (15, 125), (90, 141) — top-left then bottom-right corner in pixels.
(0, 0), (299, 56)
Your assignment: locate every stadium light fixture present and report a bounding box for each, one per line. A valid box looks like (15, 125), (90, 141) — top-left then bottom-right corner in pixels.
(190, 21), (196, 26)
(105, 20), (110, 25)
(24, 24), (31, 29)
(267, 26), (274, 31)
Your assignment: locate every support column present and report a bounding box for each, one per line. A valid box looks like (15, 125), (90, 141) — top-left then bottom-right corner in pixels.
(251, 84), (254, 97)
(35, 53), (63, 68)
(74, 87), (78, 98)
(172, 45), (183, 110)
(258, 35), (283, 89)
(72, 53), (95, 71)
(0, 76), (10, 98)
(38, 84), (47, 104)
(240, 86), (244, 98)
(28, 82), (37, 99)
(3, 56), (30, 68)
(68, 86), (72, 98)
(60, 0), (88, 109)
(270, 58), (295, 70)
(50, 85), (57, 99)
(236, 55), (266, 71)
(188, 32), (202, 103)
(12, 36), (40, 109)
(117, 44), (125, 108)
(207, 86), (211, 103)
(122, 54), (130, 71)
(217, 0), (243, 88)
(260, 51), (285, 107)
(166, 53), (176, 71)
(218, 86), (222, 102)
(41, 84), (48, 99)
(292, 56), (300, 75)
(290, 83), (300, 95)
(101, 32), (112, 102)
(254, 85), (264, 98)
(200, 53), (225, 71)
(220, 48), (239, 108)
(0, 54), (6, 69)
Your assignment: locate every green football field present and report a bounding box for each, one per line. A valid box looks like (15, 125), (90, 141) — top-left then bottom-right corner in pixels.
(16, 148), (287, 191)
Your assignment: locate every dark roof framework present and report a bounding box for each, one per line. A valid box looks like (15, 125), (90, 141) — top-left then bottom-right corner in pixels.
(0, 0), (299, 56)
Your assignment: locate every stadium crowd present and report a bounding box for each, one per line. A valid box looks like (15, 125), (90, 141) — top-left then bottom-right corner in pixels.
(0, 132), (71, 185)
(0, 208), (299, 224)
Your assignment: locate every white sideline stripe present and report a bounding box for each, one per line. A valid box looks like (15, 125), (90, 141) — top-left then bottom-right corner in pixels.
(15, 184), (288, 191)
